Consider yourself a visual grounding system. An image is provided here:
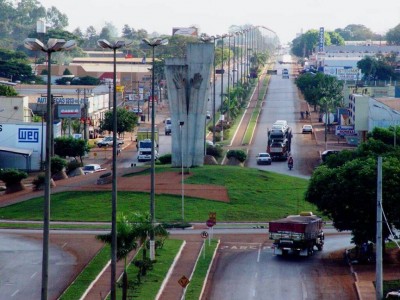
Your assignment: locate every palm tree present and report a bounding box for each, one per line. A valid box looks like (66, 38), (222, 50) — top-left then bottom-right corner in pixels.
(97, 213), (137, 300)
(130, 212), (169, 261)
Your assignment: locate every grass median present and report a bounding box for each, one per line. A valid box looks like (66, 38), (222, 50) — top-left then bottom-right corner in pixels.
(0, 166), (315, 223)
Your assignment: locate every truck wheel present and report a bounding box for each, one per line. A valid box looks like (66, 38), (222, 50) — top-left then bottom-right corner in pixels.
(308, 248), (314, 256)
(317, 244), (323, 251)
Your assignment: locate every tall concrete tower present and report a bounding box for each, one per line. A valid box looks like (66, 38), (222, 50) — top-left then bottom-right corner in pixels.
(165, 43), (214, 167)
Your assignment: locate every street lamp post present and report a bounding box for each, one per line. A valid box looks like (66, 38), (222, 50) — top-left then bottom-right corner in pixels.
(227, 34), (231, 122)
(97, 39), (126, 300)
(24, 37), (76, 300)
(220, 34), (227, 129)
(179, 121), (185, 220)
(142, 37), (168, 260)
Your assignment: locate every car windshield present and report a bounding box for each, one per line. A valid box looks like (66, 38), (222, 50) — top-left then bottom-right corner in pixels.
(259, 154), (269, 157)
(83, 166), (95, 171)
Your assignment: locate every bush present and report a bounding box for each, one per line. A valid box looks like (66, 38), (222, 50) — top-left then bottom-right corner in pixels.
(226, 149), (247, 162)
(158, 154), (172, 164)
(32, 173), (45, 190)
(66, 160), (82, 173)
(51, 156), (67, 174)
(207, 144), (223, 158)
(0, 169), (28, 185)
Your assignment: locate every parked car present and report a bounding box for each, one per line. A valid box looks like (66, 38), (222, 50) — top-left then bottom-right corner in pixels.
(82, 164), (106, 175)
(256, 153), (272, 165)
(206, 140), (214, 146)
(131, 107), (143, 115)
(321, 150), (339, 162)
(97, 136), (124, 148)
(302, 124), (313, 134)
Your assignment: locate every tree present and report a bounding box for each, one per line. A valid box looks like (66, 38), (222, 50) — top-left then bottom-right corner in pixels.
(121, 25), (137, 40)
(54, 136), (89, 164)
(46, 6), (68, 29)
(327, 31), (345, 46)
(291, 29), (319, 57)
(0, 48), (35, 83)
(63, 68), (72, 75)
(357, 56), (399, 81)
(97, 213), (137, 300)
(73, 76), (100, 85)
(130, 212), (168, 262)
(357, 56), (377, 80)
(386, 23), (400, 45)
(334, 24), (381, 41)
(295, 72), (343, 111)
(306, 134), (400, 248)
(0, 85), (18, 96)
(100, 108), (138, 135)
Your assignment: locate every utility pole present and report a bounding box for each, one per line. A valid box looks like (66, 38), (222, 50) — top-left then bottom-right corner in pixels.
(376, 157), (383, 300)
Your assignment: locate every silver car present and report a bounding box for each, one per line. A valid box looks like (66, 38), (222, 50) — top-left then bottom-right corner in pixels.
(256, 153), (272, 165)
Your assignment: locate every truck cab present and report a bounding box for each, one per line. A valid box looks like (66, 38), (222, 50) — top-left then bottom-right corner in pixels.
(282, 68), (289, 79)
(164, 118), (172, 135)
(137, 139), (159, 162)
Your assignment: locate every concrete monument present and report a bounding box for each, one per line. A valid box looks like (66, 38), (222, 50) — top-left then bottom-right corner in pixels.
(165, 43), (214, 167)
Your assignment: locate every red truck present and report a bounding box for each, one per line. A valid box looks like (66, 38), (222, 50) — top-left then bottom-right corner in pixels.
(269, 212), (324, 257)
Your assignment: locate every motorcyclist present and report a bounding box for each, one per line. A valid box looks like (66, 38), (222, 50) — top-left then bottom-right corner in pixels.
(288, 156), (294, 169)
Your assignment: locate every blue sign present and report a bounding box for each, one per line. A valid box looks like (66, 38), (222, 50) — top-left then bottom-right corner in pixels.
(18, 128), (39, 143)
(319, 27), (324, 52)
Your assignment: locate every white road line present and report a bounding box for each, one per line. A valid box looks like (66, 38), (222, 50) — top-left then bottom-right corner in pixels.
(255, 272), (258, 279)
(257, 245), (261, 262)
(30, 272), (37, 279)
(11, 289), (19, 297)
(62, 242), (68, 248)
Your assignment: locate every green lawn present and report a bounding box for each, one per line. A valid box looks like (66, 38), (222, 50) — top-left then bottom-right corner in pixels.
(0, 166), (314, 222)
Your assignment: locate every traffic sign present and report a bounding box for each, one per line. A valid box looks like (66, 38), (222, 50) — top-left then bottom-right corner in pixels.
(206, 219), (215, 227)
(178, 275), (190, 288)
(209, 212), (216, 222)
(201, 231), (209, 239)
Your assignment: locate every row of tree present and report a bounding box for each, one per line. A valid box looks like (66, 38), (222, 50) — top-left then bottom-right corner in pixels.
(292, 24), (400, 58)
(306, 128), (400, 248)
(295, 62), (400, 248)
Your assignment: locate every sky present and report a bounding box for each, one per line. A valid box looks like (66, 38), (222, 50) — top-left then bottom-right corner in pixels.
(38, 0), (400, 44)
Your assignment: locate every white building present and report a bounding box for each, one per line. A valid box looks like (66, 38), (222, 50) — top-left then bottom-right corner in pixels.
(349, 94), (400, 141)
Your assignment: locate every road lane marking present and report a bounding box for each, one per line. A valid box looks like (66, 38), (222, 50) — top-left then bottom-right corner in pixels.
(62, 242), (68, 249)
(11, 290), (19, 297)
(30, 272), (37, 279)
(257, 245), (261, 262)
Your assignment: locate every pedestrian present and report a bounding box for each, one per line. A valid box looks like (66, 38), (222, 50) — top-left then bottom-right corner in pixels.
(305, 111), (309, 119)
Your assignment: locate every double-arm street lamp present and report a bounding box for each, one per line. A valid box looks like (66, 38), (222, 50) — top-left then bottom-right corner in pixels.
(200, 34), (220, 144)
(142, 37), (168, 260)
(97, 39), (126, 300)
(24, 37), (76, 300)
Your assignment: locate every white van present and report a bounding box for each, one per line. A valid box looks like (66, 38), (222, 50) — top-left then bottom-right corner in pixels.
(165, 118), (172, 135)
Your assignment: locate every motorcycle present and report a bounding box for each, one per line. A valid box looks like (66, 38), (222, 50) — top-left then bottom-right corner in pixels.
(288, 161), (293, 170)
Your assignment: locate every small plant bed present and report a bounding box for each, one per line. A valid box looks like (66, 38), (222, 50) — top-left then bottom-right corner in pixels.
(113, 239), (183, 299)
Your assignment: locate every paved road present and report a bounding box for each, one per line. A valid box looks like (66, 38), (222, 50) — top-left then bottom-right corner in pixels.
(207, 233), (355, 300)
(0, 233), (76, 300)
(206, 59), (356, 300)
